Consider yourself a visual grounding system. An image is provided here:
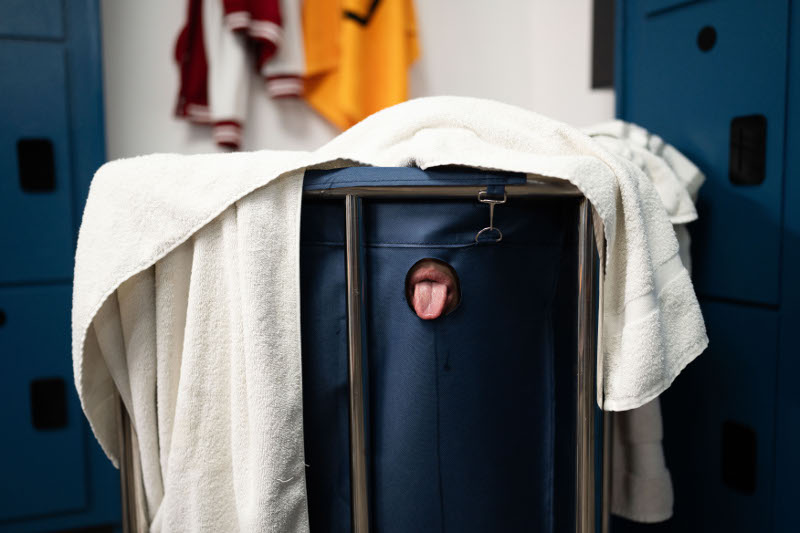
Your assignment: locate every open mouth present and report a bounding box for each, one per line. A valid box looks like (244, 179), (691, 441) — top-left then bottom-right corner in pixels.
(405, 258), (461, 320)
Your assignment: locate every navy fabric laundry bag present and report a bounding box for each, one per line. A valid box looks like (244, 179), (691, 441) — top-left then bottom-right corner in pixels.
(299, 168), (580, 532)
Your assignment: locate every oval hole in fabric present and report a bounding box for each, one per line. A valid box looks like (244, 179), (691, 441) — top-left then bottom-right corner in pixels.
(405, 258), (462, 319)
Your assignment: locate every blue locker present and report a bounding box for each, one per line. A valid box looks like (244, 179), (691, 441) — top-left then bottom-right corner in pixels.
(618, 0), (789, 306)
(773, 0), (800, 528)
(0, 0), (64, 40)
(0, 285), (88, 521)
(617, 1), (799, 532)
(660, 301), (778, 532)
(0, 40), (75, 283)
(0, 1), (120, 531)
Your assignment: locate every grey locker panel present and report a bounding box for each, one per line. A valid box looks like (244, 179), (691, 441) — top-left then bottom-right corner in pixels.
(0, 41), (75, 283)
(660, 301), (777, 532)
(0, 284), (88, 522)
(619, 0), (789, 306)
(0, 0), (64, 40)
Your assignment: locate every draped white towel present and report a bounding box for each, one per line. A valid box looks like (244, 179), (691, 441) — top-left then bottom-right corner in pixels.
(586, 119), (707, 523)
(72, 97), (707, 531)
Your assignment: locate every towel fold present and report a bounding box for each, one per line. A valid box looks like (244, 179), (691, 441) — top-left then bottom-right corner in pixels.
(585, 120), (705, 223)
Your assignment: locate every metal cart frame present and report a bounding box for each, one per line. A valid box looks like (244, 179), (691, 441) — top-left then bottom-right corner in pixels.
(115, 175), (610, 533)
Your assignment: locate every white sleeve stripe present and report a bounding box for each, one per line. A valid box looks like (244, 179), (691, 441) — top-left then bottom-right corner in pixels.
(248, 29), (283, 46)
(267, 79), (303, 97)
(248, 20), (283, 44)
(224, 11), (251, 30)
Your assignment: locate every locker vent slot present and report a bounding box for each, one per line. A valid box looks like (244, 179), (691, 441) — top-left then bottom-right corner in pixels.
(30, 377), (68, 430)
(17, 138), (56, 192)
(729, 115), (767, 186)
(721, 420), (757, 493)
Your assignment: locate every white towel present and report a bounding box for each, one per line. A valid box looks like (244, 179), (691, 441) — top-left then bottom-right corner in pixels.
(72, 96), (707, 531)
(611, 399), (674, 523)
(586, 119), (705, 272)
(585, 120), (704, 223)
(585, 119), (707, 522)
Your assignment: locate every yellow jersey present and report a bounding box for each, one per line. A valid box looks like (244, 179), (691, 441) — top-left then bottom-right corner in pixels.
(303, 0), (420, 130)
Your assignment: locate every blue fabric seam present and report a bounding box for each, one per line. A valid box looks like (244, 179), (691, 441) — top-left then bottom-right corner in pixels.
(302, 241), (563, 248)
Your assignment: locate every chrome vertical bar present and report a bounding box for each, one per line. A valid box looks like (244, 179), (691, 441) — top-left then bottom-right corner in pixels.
(345, 194), (370, 533)
(601, 411), (613, 533)
(598, 220), (610, 533)
(576, 198), (597, 533)
(116, 395), (137, 533)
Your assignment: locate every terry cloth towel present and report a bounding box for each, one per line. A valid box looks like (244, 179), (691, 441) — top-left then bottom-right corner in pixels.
(586, 120), (705, 270)
(72, 96), (708, 531)
(585, 119), (707, 522)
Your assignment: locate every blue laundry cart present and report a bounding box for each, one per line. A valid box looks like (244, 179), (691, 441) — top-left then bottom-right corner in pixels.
(115, 166), (608, 533)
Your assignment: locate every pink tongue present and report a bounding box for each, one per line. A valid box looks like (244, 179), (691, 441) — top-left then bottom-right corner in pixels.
(413, 280), (448, 319)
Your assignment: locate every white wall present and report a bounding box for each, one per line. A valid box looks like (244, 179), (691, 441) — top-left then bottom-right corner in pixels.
(409, 1), (614, 126)
(101, 0), (613, 160)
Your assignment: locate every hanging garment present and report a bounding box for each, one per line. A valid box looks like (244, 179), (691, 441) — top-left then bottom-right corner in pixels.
(202, 0), (252, 147)
(72, 96), (708, 531)
(585, 119), (707, 523)
(175, 0), (305, 148)
(174, 0), (211, 124)
(222, 0), (305, 98)
(260, 0), (305, 98)
(302, 0), (420, 129)
(222, 0), (282, 63)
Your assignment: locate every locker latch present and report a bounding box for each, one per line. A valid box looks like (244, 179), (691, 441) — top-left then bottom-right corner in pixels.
(729, 115), (767, 186)
(17, 138), (56, 192)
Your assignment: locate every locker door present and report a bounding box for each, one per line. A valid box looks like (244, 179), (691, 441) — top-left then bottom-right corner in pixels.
(0, 0), (64, 40)
(0, 285), (88, 521)
(659, 301), (777, 532)
(619, 0), (789, 306)
(773, 1), (800, 529)
(0, 40), (75, 283)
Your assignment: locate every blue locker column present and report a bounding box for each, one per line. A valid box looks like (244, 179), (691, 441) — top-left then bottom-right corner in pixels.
(616, 1), (792, 532)
(618, 0), (788, 306)
(774, 2), (800, 531)
(0, 286), (88, 520)
(0, 1), (120, 532)
(659, 303), (778, 532)
(0, 41), (75, 283)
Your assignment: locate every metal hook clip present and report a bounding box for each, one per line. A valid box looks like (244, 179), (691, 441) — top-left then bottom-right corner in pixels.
(475, 189), (507, 243)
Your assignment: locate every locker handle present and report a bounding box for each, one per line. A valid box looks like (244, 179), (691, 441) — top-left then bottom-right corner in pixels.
(721, 420), (757, 493)
(17, 138), (56, 192)
(729, 115), (767, 186)
(30, 377), (68, 430)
